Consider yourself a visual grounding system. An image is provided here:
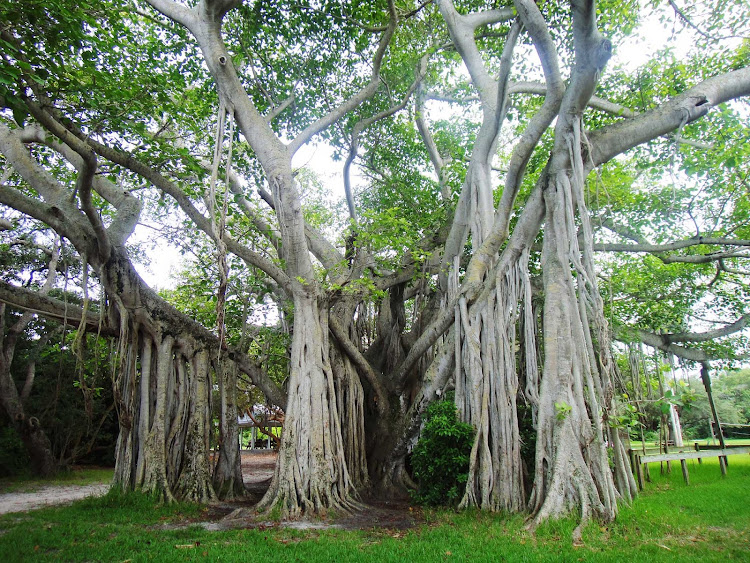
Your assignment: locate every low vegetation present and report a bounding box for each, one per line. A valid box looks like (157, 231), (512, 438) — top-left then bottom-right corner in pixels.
(410, 399), (474, 506)
(0, 456), (747, 561)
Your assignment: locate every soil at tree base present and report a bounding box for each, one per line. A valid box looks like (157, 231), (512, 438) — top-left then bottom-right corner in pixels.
(183, 451), (425, 532)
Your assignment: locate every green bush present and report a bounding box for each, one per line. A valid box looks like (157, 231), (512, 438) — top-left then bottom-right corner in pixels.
(411, 399), (475, 506)
(0, 425), (29, 477)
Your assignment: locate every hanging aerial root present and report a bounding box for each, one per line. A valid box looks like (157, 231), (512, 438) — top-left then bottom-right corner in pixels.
(457, 252), (529, 513)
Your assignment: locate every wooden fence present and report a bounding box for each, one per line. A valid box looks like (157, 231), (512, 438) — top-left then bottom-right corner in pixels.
(628, 444), (750, 490)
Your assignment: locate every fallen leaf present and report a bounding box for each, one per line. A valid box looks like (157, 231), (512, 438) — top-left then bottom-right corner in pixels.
(445, 551), (452, 556)
(657, 544), (672, 551)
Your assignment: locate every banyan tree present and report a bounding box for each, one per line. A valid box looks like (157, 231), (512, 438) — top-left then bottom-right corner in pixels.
(1, 0), (749, 528)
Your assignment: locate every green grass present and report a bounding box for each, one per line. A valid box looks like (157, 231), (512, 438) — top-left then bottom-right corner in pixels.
(0, 467), (114, 494)
(0, 457), (748, 562)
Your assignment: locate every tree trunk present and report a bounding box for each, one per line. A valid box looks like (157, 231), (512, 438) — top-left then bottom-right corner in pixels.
(212, 358), (245, 499)
(0, 304), (57, 477)
(528, 135), (623, 536)
(174, 349), (216, 502)
(329, 324), (368, 490)
(456, 256), (529, 512)
(111, 314), (216, 502)
(257, 293), (358, 517)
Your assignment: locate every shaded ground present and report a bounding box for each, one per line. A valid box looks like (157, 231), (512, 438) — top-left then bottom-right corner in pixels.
(0, 450), (422, 531)
(201, 450), (423, 531)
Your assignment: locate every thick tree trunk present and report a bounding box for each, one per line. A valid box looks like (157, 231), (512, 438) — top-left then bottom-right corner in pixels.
(111, 318), (215, 501)
(175, 350), (216, 502)
(456, 257), (529, 512)
(330, 338), (368, 489)
(257, 293), (358, 517)
(140, 332), (176, 502)
(212, 358), (245, 499)
(18, 419), (57, 477)
(528, 138), (623, 535)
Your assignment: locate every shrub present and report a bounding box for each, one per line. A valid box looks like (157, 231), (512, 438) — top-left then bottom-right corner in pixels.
(411, 399), (475, 506)
(0, 425), (29, 477)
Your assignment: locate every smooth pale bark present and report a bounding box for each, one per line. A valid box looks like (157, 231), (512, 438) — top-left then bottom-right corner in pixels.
(257, 294), (358, 516)
(529, 178), (617, 532)
(520, 1), (639, 535)
(213, 359), (245, 499)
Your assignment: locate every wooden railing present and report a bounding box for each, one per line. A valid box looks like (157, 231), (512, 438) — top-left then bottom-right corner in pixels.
(628, 444), (750, 489)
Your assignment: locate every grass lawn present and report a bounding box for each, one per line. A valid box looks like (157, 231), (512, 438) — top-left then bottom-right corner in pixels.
(0, 456), (748, 562)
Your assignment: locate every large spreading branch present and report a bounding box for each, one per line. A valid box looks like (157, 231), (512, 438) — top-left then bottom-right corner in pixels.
(343, 55), (429, 222)
(0, 281), (114, 336)
(436, 0), (515, 103)
(590, 66), (750, 167)
(494, 0), (563, 238)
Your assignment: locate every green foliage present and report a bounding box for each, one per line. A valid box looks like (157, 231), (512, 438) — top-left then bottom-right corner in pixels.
(0, 425), (29, 477)
(554, 401), (572, 422)
(0, 458), (749, 561)
(410, 399), (474, 507)
(6, 317), (117, 469)
(678, 370), (750, 439)
(714, 369), (750, 424)
(609, 399), (641, 432)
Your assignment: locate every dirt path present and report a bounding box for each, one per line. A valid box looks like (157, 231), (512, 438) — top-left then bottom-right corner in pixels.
(0, 483), (110, 515)
(0, 451), (421, 530)
(0, 450), (276, 517)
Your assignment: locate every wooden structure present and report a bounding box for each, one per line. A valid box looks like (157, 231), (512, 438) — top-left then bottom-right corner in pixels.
(237, 412), (282, 450)
(629, 444), (750, 490)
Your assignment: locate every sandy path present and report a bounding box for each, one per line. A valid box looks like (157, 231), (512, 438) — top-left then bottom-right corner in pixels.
(0, 451), (275, 516)
(0, 483), (110, 515)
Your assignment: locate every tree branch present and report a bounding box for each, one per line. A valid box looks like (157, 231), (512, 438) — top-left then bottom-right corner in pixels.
(594, 236), (750, 254)
(227, 347), (286, 409)
(669, 314), (750, 343)
(437, 0), (515, 103)
(288, 0), (400, 154)
(18, 124), (142, 248)
(590, 66), (750, 167)
(0, 281), (115, 336)
(75, 132), (293, 295)
(494, 1), (563, 238)
(617, 324), (748, 363)
(143, 0), (196, 28)
(343, 54), (429, 222)
(329, 316), (388, 415)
